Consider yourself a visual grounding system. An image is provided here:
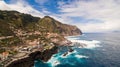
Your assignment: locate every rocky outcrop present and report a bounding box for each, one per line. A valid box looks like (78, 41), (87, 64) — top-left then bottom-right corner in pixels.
(6, 46), (58, 67)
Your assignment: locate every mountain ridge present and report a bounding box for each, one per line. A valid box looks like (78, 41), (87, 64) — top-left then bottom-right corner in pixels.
(0, 10), (82, 36)
(38, 16), (82, 36)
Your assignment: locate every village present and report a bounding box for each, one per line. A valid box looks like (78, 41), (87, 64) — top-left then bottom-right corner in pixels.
(0, 38), (55, 66)
(0, 29), (59, 66)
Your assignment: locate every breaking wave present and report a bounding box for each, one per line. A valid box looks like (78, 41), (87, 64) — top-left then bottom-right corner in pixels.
(75, 55), (89, 58)
(66, 36), (101, 49)
(47, 49), (89, 67)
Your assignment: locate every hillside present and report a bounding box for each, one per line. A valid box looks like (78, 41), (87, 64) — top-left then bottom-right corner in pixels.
(38, 16), (82, 36)
(0, 10), (82, 48)
(0, 10), (82, 66)
(0, 10), (82, 36)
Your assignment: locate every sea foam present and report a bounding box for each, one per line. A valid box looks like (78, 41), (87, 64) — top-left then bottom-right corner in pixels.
(47, 54), (60, 67)
(61, 50), (77, 58)
(66, 36), (101, 49)
(75, 55), (89, 58)
(47, 36), (101, 66)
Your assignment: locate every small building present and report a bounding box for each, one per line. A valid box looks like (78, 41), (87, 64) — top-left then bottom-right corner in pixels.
(0, 52), (9, 60)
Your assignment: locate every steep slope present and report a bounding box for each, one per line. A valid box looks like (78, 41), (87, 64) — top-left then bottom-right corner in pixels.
(0, 20), (14, 36)
(0, 10), (82, 67)
(38, 16), (82, 36)
(0, 10), (82, 47)
(0, 10), (82, 36)
(0, 10), (40, 33)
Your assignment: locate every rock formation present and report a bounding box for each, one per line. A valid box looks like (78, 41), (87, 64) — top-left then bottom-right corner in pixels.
(6, 46), (58, 67)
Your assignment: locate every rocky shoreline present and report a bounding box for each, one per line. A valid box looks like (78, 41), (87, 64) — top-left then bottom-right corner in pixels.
(0, 35), (73, 67)
(6, 46), (58, 67)
(5, 39), (73, 67)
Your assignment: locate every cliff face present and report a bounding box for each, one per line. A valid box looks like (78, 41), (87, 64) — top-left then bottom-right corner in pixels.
(38, 16), (82, 36)
(6, 46), (58, 67)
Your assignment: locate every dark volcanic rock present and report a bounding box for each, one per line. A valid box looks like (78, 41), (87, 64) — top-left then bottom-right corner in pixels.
(6, 46), (58, 67)
(69, 48), (74, 52)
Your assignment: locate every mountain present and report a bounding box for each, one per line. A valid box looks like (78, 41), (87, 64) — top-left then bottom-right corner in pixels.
(38, 16), (82, 36)
(0, 10), (82, 67)
(0, 10), (82, 36)
(0, 10), (82, 48)
(0, 10), (40, 36)
(0, 10), (82, 47)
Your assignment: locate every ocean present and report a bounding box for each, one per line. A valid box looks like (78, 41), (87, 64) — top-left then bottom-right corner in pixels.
(34, 33), (120, 67)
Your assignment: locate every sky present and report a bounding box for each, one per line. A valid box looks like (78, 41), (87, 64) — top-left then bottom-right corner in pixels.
(0, 0), (120, 33)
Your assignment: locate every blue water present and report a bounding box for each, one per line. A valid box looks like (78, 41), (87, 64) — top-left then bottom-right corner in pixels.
(35, 33), (120, 67)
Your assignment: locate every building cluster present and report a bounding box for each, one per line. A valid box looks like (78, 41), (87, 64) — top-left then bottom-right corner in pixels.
(0, 51), (9, 61)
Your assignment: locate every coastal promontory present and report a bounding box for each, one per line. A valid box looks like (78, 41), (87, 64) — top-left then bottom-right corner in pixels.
(0, 10), (82, 67)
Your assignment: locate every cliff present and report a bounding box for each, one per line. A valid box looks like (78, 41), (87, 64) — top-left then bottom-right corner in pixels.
(38, 16), (82, 36)
(6, 46), (58, 67)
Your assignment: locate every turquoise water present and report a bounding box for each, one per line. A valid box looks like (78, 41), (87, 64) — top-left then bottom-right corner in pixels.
(35, 33), (120, 67)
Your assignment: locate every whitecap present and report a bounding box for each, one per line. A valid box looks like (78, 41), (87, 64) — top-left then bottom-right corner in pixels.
(51, 60), (60, 67)
(61, 50), (77, 58)
(73, 40), (100, 49)
(67, 36), (101, 49)
(75, 55), (89, 58)
(47, 54), (61, 67)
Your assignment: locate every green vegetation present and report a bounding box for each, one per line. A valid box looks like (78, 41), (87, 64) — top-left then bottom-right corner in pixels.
(0, 10), (81, 36)
(38, 16), (57, 33)
(0, 10), (39, 30)
(0, 20), (14, 36)
(26, 35), (40, 40)
(0, 10), (81, 67)
(0, 48), (5, 53)
(0, 37), (22, 47)
(0, 10), (81, 48)
(38, 16), (82, 35)
(9, 50), (18, 55)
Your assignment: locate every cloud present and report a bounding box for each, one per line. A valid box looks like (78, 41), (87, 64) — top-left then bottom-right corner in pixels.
(58, 0), (120, 32)
(0, 0), (120, 32)
(0, 0), (67, 25)
(0, 0), (11, 10)
(0, 0), (44, 17)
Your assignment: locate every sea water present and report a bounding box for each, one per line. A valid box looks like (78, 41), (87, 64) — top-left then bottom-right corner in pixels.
(35, 33), (120, 67)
